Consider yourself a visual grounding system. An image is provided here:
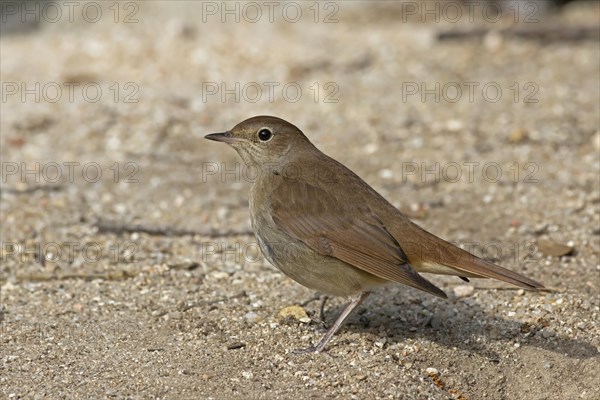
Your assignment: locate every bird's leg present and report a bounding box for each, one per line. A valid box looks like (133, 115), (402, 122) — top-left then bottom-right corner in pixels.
(299, 293), (329, 323)
(319, 295), (329, 322)
(293, 291), (370, 354)
(299, 294), (330, 323)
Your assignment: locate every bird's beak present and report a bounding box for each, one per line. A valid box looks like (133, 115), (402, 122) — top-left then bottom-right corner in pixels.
(204, 131), (236, 143)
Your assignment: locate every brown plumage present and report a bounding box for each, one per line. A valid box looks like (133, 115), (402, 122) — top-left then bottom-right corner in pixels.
(205, 115), (544, 353)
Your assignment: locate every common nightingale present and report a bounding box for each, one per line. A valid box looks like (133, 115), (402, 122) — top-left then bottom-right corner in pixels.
(205, 115), (544, 353)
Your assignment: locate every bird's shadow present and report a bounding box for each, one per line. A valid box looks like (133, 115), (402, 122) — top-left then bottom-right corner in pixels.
(310, 287), (597, 359)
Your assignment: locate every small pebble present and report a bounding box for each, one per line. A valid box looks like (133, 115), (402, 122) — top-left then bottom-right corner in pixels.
(278, 306), (311, 324)
(453, 285), (474, 298)
(227, 342), (246, 350)
(540, 329), (555, 339)
(210, 271), (230, 280)
(244, 311), (259, 323)
(537, 239), (574, 257)
(242, 371), (253, 379)
(379, 169), (393, 179)
(508, 128), (528, 143)
(533, 223), (548, 235)
(446, 119), (463, 131)
(365, 143), (378, 154)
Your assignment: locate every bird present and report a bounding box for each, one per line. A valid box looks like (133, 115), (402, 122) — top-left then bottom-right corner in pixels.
(205, 115), (544, 353)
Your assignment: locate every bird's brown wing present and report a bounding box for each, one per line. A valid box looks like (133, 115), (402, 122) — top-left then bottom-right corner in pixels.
(270, 180), (447, 298)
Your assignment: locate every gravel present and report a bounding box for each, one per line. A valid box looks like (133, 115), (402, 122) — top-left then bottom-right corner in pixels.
(1, 1), (599, 399)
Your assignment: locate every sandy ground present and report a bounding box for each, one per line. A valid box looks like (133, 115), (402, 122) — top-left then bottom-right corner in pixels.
(1, 1), (599, 399)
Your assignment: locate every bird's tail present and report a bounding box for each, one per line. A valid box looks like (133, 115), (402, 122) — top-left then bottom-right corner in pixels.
(403, 223), (544, 290)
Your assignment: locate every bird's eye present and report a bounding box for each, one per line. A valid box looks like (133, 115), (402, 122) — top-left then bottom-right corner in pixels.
(257, 128), (273, 142)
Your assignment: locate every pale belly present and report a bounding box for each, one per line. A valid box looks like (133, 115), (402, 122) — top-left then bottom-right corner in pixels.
(253, 216), (387, 297)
